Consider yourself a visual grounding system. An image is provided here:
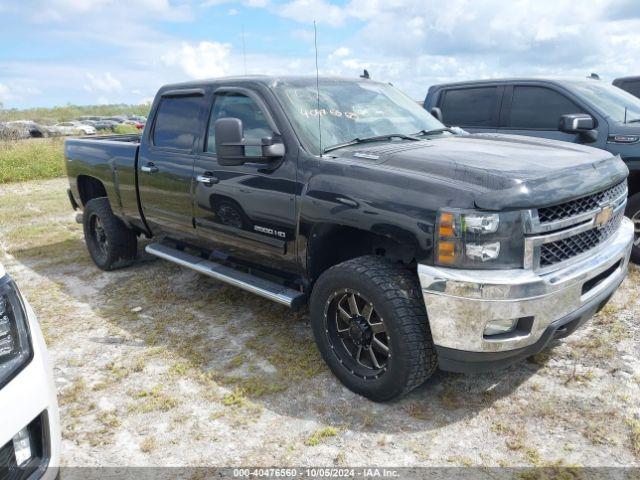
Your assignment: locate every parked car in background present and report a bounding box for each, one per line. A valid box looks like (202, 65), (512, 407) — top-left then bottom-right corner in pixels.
(0, 122), (30, 140)
(78, 116), (102, 122)
(424, 77), (640, 261)
(51, 121), (96, 136)
(0, 263), (60, 478)
(613, 76), (640, 99)
(104, 116), (127, 124)
(6, 121), (48, 138)
(63, 75), (633, 401)
(93, 120), (120, 131)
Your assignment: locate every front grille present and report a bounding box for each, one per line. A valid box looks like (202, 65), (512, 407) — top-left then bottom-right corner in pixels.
(538, 181), (627, 224)
(540, 210), (624, 267)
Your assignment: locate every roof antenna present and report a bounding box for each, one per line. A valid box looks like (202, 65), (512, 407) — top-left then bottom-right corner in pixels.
(241, 25), (247, 75)
(360, 69), (370, 79)
(314, 20), (322, 157)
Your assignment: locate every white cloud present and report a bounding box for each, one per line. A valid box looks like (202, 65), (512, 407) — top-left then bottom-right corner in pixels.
(84, 72), (123, 93)
(279, 0), (346, 27)
(30, 0), (191, 22)
(329, 47), (350, 60)
(227, 8), (239, 15)
(0, 83), (10, 104)
(161, 41), (231, 79)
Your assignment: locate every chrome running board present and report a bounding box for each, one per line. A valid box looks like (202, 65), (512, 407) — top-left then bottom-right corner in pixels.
(145, 243), (305, 309)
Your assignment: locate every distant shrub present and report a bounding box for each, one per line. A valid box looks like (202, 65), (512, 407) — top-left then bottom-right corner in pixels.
(112, 124), (141, 135)
(0, 103), (151, 125)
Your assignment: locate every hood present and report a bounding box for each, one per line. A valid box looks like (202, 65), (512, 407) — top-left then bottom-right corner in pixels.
(331, 133), (628, 210)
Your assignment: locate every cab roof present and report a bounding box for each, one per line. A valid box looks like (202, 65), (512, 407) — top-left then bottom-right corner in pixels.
(159, 75), (381, 91)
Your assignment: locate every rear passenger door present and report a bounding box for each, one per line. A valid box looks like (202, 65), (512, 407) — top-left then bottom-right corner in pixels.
(137, 90), (208, 239)
(437, 86), (503, 133)
(498, 85), (586, 143)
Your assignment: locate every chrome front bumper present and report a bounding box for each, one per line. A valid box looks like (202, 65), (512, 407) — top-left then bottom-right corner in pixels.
(418, 217), (634, 355)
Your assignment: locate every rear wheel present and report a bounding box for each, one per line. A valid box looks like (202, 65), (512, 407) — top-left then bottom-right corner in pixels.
(625, 192), (640, 264)
(310, 255), (437, 402)
(83, 197), (137, 270)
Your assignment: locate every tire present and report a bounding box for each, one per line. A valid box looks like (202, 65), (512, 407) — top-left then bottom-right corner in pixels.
(625, 192), (640, 264)
(83, 197), (137, 271)
(310, 255), (437, 402)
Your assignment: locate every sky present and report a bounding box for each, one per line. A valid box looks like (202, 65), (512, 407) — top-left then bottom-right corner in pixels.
(0, 0), (639, 109)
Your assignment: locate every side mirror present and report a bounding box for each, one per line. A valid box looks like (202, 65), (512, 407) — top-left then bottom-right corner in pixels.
(214, 117), (245, 166)
(559, 113), (595, 133)
(430, 107), (444, 123)
(214, 117), (285, 166)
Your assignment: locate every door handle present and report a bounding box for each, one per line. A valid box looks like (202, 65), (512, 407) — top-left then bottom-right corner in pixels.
(141, 163), (159, 174)
(196, 174), (219, 186)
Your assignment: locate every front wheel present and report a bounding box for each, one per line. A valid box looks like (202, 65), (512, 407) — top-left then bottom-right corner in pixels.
(310, 256), (437, 402)
(625, 192), (640, 264)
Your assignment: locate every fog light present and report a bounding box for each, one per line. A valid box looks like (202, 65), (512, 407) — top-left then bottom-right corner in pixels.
(484, 318), (518, 336)
(12, 427), (32, 466)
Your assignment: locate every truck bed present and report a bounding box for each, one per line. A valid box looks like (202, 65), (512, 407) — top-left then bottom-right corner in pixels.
(65, 134), (142, 225)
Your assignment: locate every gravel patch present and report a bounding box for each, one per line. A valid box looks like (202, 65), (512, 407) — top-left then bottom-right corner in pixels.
(1, 178), (639, 468)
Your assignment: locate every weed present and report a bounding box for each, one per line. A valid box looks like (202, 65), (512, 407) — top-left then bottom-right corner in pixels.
(305, 427), (339, 446)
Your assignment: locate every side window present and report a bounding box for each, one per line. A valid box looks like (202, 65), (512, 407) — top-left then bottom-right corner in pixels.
(622, 81), (640, 99)
(207, 93), (272, 156)
(153, 96), (204, 150)
(509, 86), (583, 129)
(440, 87), (498, 127)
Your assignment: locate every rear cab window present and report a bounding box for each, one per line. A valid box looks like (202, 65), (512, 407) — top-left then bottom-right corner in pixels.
(621, 80), (640, 98)
(508, 86), (584, 129)
(439, 87), (500, 127)
(152, 95), (206, 150)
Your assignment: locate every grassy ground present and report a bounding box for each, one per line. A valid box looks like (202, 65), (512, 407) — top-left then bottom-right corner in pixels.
(0, 138), (65, 183)
(1, 178), (639, 469)
(0, 124), (140, 183)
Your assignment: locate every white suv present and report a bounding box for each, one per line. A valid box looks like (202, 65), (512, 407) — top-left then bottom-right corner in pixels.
(0, 264), (60, 479)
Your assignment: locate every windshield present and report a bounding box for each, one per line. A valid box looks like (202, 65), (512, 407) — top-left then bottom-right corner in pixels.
(568, 81), (640, 123)
(273, 79), (445, 155)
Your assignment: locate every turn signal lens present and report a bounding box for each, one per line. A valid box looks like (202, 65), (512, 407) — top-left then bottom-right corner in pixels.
(438, 212), (455, 237)
(437, 241), (456, 265)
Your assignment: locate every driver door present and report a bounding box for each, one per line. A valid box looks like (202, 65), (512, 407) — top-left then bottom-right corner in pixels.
(192, 88), (299, 274)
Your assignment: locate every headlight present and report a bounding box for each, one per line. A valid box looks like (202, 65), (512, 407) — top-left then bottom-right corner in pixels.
(0, 275), (32, 388)
(435, 209), (524, 268)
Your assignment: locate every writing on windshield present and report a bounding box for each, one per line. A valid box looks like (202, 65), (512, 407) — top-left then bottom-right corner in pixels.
(274, 80), (444, 155)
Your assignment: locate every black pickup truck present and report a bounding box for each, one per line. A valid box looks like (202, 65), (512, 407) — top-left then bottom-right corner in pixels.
(65, 76), (634, 401)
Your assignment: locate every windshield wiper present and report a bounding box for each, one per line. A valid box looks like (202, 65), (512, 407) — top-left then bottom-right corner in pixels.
(413, 127), (457, 136)
(627, 118), (640, 124)
(322, 133), (420, 154)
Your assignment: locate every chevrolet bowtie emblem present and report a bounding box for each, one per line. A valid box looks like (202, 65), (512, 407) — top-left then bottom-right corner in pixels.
(595, 205), (614, 228)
